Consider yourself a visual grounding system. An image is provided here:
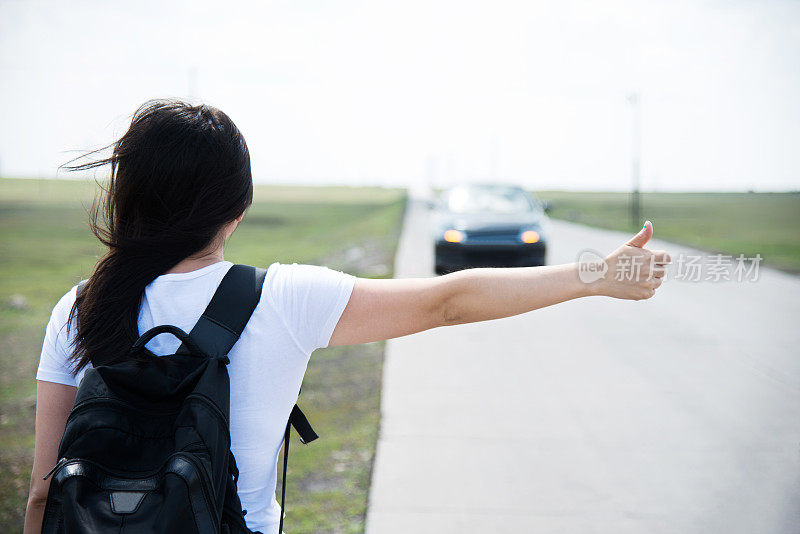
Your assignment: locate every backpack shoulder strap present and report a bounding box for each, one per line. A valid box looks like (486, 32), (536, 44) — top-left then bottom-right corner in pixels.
(178, 264), (266, 361)
(176, 263), (318, 532)
(278, 404), (319, 533)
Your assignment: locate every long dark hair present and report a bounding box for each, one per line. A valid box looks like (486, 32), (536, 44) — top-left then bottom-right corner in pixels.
(65, 99), (253, 372)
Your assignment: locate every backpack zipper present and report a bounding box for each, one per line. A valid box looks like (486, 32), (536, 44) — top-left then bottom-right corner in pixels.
(68, 395), (226, 425)
(43, 457), (69, 480)
(68, 397), (178, 419)
(185, 393), (230, 427)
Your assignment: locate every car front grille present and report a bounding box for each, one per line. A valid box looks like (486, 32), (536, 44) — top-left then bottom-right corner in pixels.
(463, 249), (521, 263)
(464, 229), (521, 242)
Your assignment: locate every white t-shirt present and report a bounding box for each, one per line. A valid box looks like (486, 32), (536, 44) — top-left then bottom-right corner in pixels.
(36, 261), (356, 534)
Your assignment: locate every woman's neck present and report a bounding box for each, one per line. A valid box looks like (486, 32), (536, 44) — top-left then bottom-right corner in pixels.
(165, 247), (225, 274)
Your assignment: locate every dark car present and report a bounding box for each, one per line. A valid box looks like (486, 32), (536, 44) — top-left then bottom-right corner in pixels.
(431, 183), (550, 274)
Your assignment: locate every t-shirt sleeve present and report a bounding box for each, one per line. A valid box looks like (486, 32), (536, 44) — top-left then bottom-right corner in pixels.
(265, 262), (356, 354)
(36, 285), (80, 387)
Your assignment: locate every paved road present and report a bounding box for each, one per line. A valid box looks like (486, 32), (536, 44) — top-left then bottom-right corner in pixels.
(365, 198), (800, 534)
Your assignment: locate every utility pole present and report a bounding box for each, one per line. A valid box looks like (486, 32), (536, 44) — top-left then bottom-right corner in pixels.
(627, 93), (641, 229)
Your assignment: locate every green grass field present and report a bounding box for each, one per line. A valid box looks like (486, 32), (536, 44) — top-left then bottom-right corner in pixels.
(536, 191), (800, 273)
(0, 177), (405, 532)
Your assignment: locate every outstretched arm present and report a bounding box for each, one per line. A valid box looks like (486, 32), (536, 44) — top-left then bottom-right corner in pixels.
(329, 221), (670, 346)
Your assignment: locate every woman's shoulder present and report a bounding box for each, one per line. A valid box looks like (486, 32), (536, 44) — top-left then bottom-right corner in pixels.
(262, 261), (355, 299)
(264, 261), (353, 279)
(37, 281), (86, 385)
(49, 281), (84, 325)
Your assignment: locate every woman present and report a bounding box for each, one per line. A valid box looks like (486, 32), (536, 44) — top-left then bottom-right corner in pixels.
(24, 100), (669, 533)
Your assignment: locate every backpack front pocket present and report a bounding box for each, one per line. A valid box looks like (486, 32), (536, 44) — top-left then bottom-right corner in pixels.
(43, 454), (220, 534)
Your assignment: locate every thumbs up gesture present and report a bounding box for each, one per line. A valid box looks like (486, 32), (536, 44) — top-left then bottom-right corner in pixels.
(627, 220), (654, 248)
(595, 221), (672, 300)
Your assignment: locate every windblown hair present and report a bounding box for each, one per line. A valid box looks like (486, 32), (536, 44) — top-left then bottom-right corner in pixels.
(65, 99), (253, 372)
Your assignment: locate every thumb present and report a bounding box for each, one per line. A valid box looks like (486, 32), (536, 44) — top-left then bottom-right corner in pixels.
(626, 220), (653, 248)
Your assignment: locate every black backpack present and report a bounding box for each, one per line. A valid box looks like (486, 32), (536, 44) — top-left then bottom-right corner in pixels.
(41, 264), (318, 533)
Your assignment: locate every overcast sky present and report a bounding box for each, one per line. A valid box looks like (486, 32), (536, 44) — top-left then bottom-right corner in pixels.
(1, 0), (798, 191)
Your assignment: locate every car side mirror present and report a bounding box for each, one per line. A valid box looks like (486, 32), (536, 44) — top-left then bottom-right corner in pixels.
(541, 200), (552, 214)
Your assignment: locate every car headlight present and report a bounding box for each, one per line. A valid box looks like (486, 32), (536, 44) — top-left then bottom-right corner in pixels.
(443, 229), (465, 243)
(520, 230), (540, 243)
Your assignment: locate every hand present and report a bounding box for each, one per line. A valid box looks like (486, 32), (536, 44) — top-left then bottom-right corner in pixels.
(595, 221), (671, 300)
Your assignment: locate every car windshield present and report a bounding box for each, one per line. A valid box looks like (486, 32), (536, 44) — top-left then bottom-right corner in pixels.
(445, 186), (534, 214)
